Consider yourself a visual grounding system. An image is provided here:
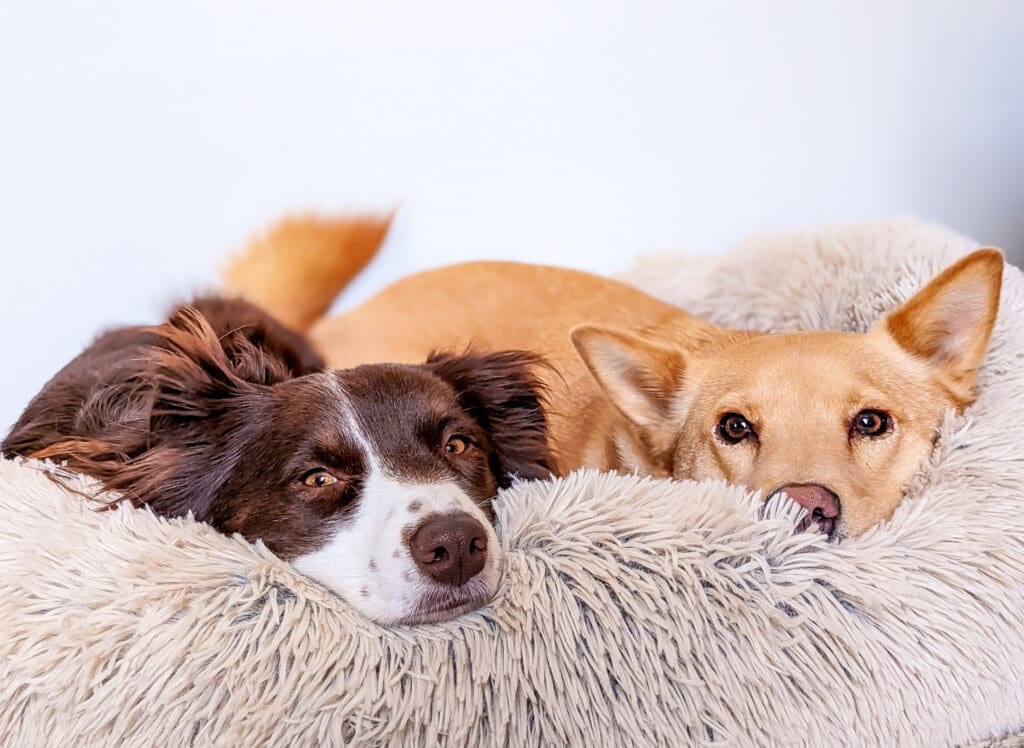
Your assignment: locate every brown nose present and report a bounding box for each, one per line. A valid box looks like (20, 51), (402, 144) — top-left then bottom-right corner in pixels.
(775, 483), (841, 536)
(408, 512), (488, 586)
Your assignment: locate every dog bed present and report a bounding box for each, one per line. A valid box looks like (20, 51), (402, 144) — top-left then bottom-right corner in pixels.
(2, 218), (1022, 746)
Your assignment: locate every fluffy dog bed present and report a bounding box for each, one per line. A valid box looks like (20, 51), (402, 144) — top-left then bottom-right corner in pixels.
(2, 219), (1022, 746)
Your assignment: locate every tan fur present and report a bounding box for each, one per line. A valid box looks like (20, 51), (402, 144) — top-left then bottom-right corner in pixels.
(572, 249), (1003, 537)
(224, 218), (1002, 537)
(221, 214), (393, 332)
(301, 256), (717, 474)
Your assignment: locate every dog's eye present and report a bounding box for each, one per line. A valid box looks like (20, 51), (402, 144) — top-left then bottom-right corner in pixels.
(717, 413), (755, 443)
(445, 435), (471, 455)
(302, 469), (339, 488)
(851, 409), (891, 438)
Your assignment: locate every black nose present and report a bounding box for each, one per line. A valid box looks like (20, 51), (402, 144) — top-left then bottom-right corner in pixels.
(407, 512), (488, 586)
(773, 483), (841, 536)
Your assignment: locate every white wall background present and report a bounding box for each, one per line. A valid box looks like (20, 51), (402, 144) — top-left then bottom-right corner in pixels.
(1, 1), (1023, 434)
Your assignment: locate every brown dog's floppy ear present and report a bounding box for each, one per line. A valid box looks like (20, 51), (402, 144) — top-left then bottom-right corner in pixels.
(26, 307), (266, 520)
(571, 325), (684, 429)
(91, 307), (265, 519)
(427, 350), (553, 486)
(147, 306), (259, 421)
(879, 248), (1003, 407)
(181, 296), (325, 384)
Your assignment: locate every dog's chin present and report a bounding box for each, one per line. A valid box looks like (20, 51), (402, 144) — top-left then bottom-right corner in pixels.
(398, 598), (488, 625)
(395, 577), (496, 626)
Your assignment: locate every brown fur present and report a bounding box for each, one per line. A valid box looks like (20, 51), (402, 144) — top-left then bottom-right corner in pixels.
(224, 217), (1003, 537)
(2, 299), (552, 557)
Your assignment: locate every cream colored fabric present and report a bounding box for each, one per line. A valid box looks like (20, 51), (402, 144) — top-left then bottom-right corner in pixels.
(2, 218), (1023, 746)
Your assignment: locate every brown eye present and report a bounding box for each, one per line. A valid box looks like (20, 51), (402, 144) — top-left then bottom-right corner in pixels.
(852, 410), (891, 438)
(445, 435), (470, 455)
(717, 413), (755, 444)
(302, 469), (339, 488)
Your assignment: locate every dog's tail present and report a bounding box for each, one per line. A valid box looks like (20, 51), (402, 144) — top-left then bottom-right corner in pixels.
(221, 212), (394, 332)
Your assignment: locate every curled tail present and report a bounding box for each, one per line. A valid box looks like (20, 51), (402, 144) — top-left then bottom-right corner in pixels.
(221, 212), (393, 332)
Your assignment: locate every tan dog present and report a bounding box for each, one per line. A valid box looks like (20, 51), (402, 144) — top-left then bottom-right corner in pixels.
(224, 216), (1003, 539)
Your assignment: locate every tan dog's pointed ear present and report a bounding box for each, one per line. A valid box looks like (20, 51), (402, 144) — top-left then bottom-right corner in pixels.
(571, 325), (684, 428)
(880, 248), (1003, 405)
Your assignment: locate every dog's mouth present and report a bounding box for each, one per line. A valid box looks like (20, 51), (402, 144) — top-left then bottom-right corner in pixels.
(398, 578), (495, 625)
(400, 598), (487, 625)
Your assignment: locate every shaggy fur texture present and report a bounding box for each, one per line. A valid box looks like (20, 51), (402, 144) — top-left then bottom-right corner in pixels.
(1, 218), (1022, 745)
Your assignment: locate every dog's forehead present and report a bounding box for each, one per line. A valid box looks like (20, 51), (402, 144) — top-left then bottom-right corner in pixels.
(699, 332), (921, 409)
(328, 365), (475, 478)
(263, 373), (370, 461)
(336, 364), (461, 416)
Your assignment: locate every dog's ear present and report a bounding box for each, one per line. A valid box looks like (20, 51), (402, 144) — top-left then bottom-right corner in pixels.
(147, 306), (261, 423)
(427, 350), (553, 486)
(30, 308), (266, 521)
(571, 325), (685, 429)
(181, 296), (325, 384)
(126, 307), (276, 520)
(879, 248), (1003, 406)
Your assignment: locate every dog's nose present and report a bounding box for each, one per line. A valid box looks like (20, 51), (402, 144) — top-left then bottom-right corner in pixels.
(408, 512), (488, 586)
(774, 483), (841, 536)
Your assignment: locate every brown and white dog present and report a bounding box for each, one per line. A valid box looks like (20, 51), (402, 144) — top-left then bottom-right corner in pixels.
(1, 295), (552, 625)
(225, 215), (1003, 540)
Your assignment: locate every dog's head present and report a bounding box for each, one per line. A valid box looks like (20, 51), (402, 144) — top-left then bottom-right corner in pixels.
(572, 249), (1003, 539)
(29, 307), (551, 625)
